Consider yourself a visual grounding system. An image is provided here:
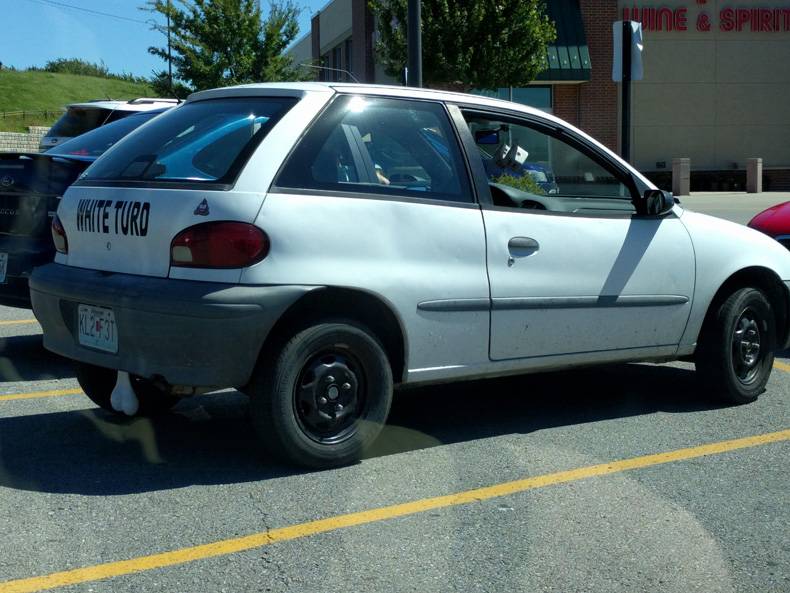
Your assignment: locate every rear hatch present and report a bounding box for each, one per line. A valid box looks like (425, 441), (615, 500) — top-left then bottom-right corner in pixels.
(41, 106), (113, 149)
(57, 95), (298, 278)
(58, 186), (267, 277)
(0, 153), (89, 239)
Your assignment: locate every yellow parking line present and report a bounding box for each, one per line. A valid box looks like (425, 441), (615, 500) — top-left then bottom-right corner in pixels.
(0, 319), (38, 326)
(0, 388), (82, 402)
(0, 428), (788, 593)
(773, 360), (790, 373)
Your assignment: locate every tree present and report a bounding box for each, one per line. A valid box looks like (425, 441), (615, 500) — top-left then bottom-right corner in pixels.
(148, 70), (193, 99)
(144, 0), (306, 93)
(370, 0), (557, 92)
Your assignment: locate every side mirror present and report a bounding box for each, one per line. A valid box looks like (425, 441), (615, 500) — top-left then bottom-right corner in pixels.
(641, 189), (675, 216)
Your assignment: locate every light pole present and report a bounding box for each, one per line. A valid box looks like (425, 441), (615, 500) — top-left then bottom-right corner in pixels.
(407, 0), (422, 87)
(167, 0), (173, 96)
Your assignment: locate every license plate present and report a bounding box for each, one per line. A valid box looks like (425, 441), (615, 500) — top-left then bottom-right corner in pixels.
(77, 304), (118, 353)
(0, 253), (7, 284)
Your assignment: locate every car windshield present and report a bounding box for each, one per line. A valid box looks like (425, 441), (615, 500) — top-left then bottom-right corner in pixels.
(527, 169), (548, 182)
(46, 111), (164, 158)
(80, 98), (296, 184)
(47, 106), (111, 137)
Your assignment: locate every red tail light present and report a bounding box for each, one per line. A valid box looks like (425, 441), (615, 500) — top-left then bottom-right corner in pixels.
(51, 214), (68, 254)
(170, 222), (269, 268)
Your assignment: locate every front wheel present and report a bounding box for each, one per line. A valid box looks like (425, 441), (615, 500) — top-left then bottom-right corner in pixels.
(248, 322), (393, 469)
(76, 362), (179, 416)
(696, 287), (776, 404)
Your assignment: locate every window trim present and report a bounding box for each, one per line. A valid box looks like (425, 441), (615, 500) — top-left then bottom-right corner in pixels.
(270, 186), (481, 210)
(448, 103), (643, 214)
(271, 94), (477, 206)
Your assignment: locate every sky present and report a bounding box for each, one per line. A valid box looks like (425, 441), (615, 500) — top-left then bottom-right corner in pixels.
(1, 0), (323, 78)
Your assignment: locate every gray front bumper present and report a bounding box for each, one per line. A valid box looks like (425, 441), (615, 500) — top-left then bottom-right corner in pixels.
(30, 264), (315, 387)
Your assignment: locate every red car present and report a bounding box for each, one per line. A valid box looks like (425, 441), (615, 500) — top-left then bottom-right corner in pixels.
(748, 201), (790, 249)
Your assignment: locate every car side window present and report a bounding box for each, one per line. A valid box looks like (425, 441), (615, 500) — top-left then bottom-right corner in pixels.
(276, 95), (473, 203)
(463, 113), (635, 212)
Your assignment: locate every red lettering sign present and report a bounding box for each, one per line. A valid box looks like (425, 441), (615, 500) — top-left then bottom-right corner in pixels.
(720, 8), (735, 31)
(622, 5), (790, 32)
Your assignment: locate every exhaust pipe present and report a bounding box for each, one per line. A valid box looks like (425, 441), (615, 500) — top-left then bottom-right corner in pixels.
(110, 371), (139, 416)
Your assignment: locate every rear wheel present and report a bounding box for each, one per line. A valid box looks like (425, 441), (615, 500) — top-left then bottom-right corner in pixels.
(248, 321), (393, 469)
(76, 362), (179, 416)
(696, 287), (776, 404)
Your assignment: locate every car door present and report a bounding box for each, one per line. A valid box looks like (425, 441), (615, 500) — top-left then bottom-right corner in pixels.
(263, 94), (491, 379)
(450, 105), (695, 361)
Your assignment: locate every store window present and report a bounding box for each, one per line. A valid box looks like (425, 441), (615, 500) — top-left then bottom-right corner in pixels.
(332, 46), (342, 81)
(471, 86), (553, 113)
(344, 38), (353, 80)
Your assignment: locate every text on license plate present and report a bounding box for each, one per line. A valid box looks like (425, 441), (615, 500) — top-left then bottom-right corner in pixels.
(77, 304), (118, 353)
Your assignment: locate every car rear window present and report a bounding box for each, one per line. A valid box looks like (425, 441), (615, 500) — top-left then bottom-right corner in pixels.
(78, 98), (297, 186)
(48, 107), (111, 138)
(47, 111), (162, 158)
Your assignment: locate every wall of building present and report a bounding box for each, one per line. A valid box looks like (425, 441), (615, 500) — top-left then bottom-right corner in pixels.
(288, 0), (789, 178)
(620, 0), (790, 171)
(576, 0), (619, 152)
(319, 0), (352, 53)
(288, 34), (312, 68)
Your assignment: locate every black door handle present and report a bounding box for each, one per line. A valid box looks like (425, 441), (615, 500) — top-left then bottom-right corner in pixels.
(508, 236), (539, 251)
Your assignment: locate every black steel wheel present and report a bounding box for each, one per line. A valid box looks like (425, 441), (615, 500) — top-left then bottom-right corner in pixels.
(248, 321), (393, 469)
(76, 362), (179, 416)
(696, 287), (775, 404)
(293, 348), (366, 445)
(731, 307), (763, 385)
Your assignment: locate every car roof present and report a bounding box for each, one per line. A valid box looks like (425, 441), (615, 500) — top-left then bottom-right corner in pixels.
(65, 98), (179, 112)
(188, 81), (558, 128)
(185, 82), (654, 190)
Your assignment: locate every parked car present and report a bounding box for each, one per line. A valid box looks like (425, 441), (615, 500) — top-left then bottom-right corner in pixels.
(0, 108), (169, 307)
(748, 201), (790, 249)
(30, 83), (790, 469)
(39, 97), (178, 150)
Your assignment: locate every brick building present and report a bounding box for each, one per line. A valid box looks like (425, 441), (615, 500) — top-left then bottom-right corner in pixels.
(288, 0), (790, 190)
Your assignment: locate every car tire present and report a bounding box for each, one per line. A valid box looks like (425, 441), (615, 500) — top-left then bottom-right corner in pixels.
(248, 322), (393, 469)
(696, 287), (776, 404)
(76, 362), (179, 416)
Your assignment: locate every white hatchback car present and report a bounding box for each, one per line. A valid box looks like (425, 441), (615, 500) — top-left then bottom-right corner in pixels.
(31, 83), (790, 468)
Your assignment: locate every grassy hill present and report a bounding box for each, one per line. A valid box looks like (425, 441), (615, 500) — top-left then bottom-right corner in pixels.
(0, 70), (155, 132)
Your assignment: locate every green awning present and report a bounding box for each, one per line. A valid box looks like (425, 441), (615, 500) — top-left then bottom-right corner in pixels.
(536, 0), (591, 83)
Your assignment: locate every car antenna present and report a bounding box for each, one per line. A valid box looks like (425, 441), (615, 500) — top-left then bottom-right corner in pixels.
(299, 62), (360, 83)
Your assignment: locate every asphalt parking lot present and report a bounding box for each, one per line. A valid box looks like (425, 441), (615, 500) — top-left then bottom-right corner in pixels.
(1, 193), (789, 593)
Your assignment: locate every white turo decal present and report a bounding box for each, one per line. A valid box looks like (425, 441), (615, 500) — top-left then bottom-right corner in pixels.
(76, 199), (151, 237)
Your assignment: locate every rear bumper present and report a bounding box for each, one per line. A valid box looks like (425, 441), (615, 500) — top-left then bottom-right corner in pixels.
(0, 235), (54, 308)
(30, 263), (315, 387)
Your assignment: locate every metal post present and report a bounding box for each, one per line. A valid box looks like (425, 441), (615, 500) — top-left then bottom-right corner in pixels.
(407, 0), (422, 87)
(621, 20), (632, 163)
(167, 0), (173, 95)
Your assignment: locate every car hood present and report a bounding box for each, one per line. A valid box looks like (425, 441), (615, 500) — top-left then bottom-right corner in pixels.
(679, 208), (790, 280)
(747, 201), (790, 237)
